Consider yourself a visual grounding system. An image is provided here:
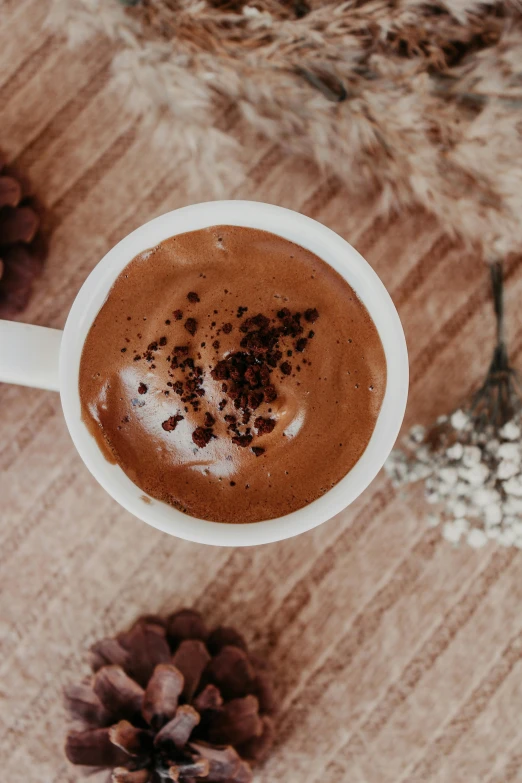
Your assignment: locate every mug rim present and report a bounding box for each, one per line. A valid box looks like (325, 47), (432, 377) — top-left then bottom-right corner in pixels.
(60, 200), (408, 546)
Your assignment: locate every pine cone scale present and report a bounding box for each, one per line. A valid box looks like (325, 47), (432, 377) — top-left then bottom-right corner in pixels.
(64, 681), (111, 726)
(173, 639), (211, 702)
(156, 705), (201, 748)
(113, 769), (150, 783)
(206, 628), (247, 655)
(205, 647), (255, 701)
(171, 756), (210, 780)
(0, 158), (44, 318)
(249, 670), (277, 715)
(193, 684), (223, 713)
(90, 637), (131, 671)
(207, 696), (262, 746)
(188, 742), (243, 782)
(0, 246), (42, 317)
(142, 663), (183, 728)
(0, 205), (38, 245)
(93, 665), (145, 719)
(237, 715), (275, 763)
(66, 727), (130, 767)
(109, 719), (153, 756)
(167, 610), (209, 647)
(0, 176), (21, 208)
(118, 621), (172, 686)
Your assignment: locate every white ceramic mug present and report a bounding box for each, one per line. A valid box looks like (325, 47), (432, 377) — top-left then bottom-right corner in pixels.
(0, 201), (408, 546)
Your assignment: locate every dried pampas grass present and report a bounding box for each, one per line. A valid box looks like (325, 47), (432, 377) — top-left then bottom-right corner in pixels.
(47, 0), (522, 259)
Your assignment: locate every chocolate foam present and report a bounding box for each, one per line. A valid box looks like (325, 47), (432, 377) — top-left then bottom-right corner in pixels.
(79, 226), (386, 523)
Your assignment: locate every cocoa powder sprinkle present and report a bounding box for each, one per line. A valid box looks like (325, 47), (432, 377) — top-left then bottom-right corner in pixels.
(185, 318), (197, 336)
(192, 427), (214, 448)
(127, 302), (318, 459)
(162, 414), (184, 432)
(204, 412), (216, 427)
(232, 434), (253, 448)
(254, 416), (276, 435)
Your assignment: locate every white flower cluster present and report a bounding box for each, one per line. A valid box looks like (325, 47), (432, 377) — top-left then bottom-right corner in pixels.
(385, 409), (522, 549)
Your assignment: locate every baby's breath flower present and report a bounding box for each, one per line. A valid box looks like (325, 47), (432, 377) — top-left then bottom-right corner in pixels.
(385, 261), (522, 549)
(385, 408), (522, 550)
(499, 421), (520, 441)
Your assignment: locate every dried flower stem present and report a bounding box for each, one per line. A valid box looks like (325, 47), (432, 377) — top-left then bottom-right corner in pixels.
(470, 262), (521, 430)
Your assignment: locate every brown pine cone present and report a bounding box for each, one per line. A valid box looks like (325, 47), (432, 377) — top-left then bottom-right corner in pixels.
(65, 610), (276, 782)
(0, 155), (43, 318)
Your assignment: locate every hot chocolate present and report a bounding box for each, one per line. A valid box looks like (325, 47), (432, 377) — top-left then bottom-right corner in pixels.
(79, 226), (386, 523)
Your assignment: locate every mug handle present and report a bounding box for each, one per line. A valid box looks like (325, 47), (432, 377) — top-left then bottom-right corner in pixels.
(0, 319), (62, 392)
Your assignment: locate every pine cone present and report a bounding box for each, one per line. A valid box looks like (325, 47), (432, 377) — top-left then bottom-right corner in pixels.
(0, 155), (43, 318)
(65, 610), (276, 782)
